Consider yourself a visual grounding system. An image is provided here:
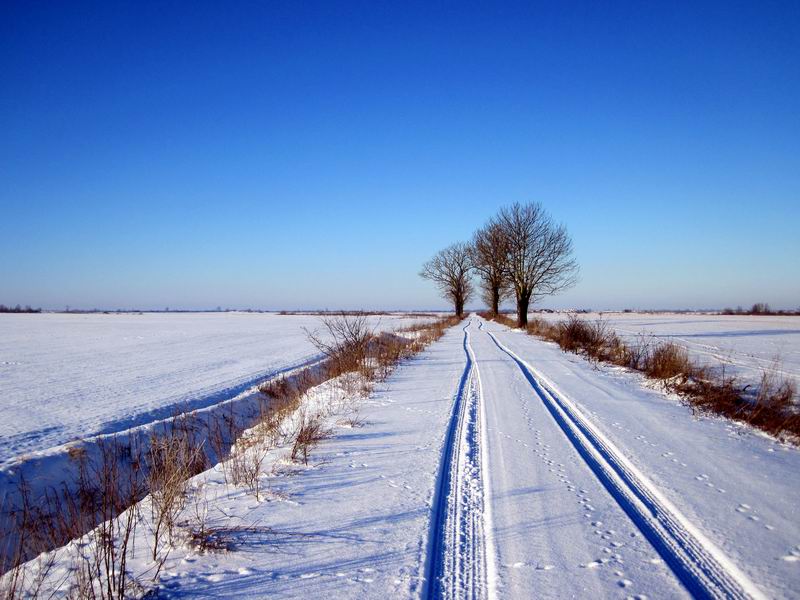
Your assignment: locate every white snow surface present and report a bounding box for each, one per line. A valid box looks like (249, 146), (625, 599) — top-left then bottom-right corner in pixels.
(534, 312), (800, 390)
(0, 312), (427, 467)
(7, 319), (469, 599)
(7, 316), (800, 599)
(481, 317), (800, 598)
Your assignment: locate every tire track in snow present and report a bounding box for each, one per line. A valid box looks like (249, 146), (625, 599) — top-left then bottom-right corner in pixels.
(483, 325), (766, 600)
(424, 320), (492, 600)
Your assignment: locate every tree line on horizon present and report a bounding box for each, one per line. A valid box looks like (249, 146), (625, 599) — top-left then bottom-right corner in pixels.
(420, 201), (579, 327)
(0, 304), (41, 314)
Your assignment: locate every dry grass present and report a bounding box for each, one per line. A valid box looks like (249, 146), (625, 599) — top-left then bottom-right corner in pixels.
(146, 418), (208, 560)
(186, 524), (274, 553)
(291, 415), (331, 465)
(478, 311), (515, 328)
(642, 342), (694, 380)
(484, 312), (799, 441)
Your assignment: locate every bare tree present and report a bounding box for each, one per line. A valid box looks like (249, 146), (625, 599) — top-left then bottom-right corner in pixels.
(470, 220), (509, 317)
(419, 243), (473, 318)
(497, 202), (578, 327)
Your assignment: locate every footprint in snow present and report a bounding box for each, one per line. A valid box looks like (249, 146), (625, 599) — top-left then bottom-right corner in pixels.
(780, 546), (800, 562)
(781, 555), (800, 562)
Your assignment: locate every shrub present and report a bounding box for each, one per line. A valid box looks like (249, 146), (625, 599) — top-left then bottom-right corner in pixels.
(643, 342), (694, 380)
(498, 313), (800, 441)
(304, 312), (374, 375)
(291, 415), (330, 465)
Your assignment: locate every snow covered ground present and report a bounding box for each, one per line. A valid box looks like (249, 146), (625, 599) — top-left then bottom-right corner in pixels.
(4, 320), (470, 599)
(534, 312), (800, 390)
(6, 315), (800, 599)
(0, 312), (428, 467)
(479, 317), (799, 598)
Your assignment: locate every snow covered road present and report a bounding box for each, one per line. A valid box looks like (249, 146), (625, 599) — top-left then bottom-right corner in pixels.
(427, 322), (490, 600)
(470, 321), (686, 598)
(475, 317), (800, 599)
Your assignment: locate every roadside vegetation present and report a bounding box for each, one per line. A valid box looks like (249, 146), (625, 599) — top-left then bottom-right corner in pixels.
(0, 312), (463, 599)
(483, 311), (799, 441)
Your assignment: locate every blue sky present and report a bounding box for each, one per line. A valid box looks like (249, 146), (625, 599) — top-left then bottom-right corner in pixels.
(1, 1), (798, 311)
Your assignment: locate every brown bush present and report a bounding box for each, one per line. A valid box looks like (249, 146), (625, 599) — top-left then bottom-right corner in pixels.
(643, 342), (694, 380)
(291, 415), (330, 465)
(525, 317), (558, 338)
(555, 317), (615, 361)
(368, 332), (412, 380)
(146, 421), (207, 560)
(676, 372), (743, 416)
(304, 312), (374, 375)
(493, 313), (800, 442)
(754, 370), (797, 412)
(620, 333), (655, 371)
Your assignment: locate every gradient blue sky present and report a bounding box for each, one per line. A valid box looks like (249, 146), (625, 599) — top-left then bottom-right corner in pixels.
(1, 1), (798, 311)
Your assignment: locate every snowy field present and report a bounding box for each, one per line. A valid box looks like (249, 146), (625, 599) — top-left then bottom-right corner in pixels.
(5, 316), (800, 599)
(12, 318), (800, 600)
(534, 312), (800, 389)
(0, 312), (428, 467)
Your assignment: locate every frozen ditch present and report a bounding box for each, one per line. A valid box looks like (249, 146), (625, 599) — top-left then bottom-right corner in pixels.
(0, 312), (430, 466)
(0, 312), (435, 574)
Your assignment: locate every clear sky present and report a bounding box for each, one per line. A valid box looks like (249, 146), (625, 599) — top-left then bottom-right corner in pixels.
(1, 1), (798, 311)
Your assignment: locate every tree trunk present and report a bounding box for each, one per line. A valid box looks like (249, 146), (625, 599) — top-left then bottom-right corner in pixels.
(455, 297), (464, 318)
(491, 286), (500, 317)
(517, 294), (530, 327)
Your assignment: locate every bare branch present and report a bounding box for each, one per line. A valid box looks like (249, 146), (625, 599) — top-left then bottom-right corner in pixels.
(470, 220), (511, 316)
